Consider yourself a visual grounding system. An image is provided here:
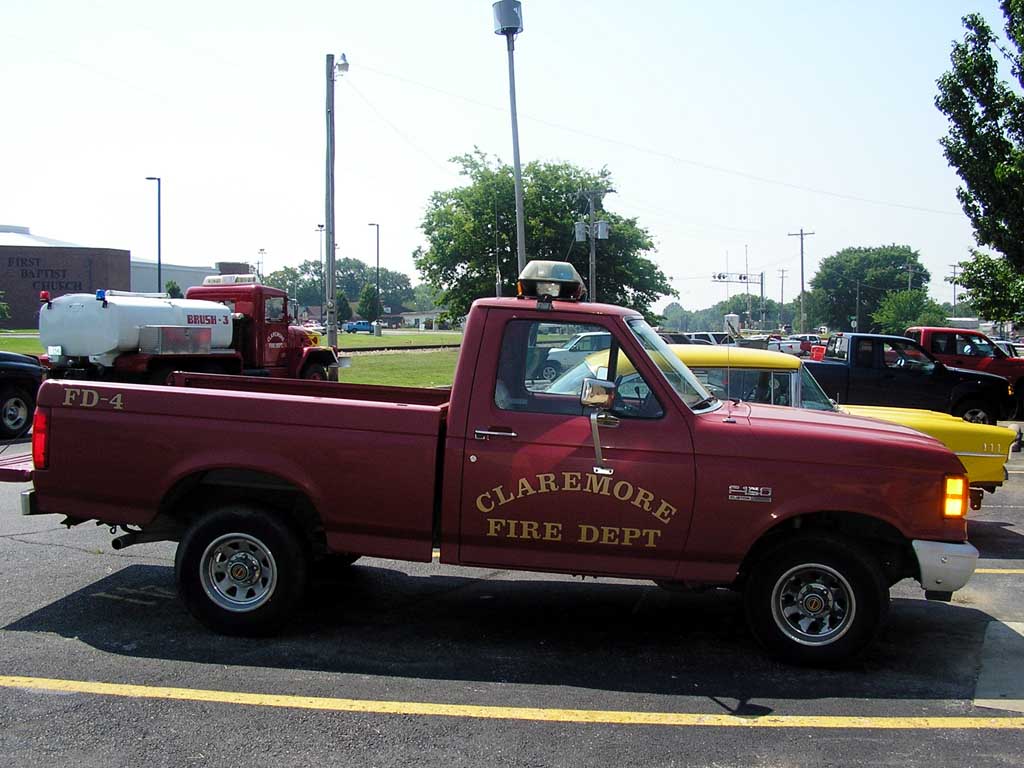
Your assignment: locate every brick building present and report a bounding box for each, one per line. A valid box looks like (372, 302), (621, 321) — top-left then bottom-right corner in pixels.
(0, 225), (130, 329)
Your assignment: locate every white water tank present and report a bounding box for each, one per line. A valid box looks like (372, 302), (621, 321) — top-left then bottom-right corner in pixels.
(40, 292), (234, 357)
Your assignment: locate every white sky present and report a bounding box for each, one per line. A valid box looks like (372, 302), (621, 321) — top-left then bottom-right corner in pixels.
(0, 0), (1006, 311)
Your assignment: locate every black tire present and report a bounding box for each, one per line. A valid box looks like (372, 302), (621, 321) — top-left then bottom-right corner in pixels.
(175, 504), (307, 636)
(302, 363), (329, 381)
(952, 398), (997, 425)
(0, 386), (34, 440)
(539, 362), (560, 382)
(744, 534), (888, 666)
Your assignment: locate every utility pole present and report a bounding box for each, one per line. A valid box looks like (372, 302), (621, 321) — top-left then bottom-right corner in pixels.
(325, 52), (349, 348)
(788, 228), (815, 333)
(144, 177), (162, 293)
(855, 279), (860, 330)
(778, 268), (787, 327)
(949, 263), (959, 314)
(576, 189), (610, 301)
(759, 271), (766, 328)
(744, 244), (752, 321)
(904, 262), (918, 291)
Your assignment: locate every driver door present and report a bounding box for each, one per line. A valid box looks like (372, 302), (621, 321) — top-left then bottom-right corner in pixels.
(458, 314), (696, 579)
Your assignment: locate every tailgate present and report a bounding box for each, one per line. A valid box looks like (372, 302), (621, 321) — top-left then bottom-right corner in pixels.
(0, 453), (33, 482)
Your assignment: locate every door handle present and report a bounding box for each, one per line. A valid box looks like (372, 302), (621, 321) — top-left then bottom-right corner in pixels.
(474, 428), (518, 440)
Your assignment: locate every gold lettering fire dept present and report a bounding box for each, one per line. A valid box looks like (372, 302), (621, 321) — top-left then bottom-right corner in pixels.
(478, 472), (679, 549)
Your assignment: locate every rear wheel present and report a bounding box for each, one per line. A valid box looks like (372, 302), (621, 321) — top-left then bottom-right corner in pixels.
(146, 366), (175, 385)
(744, 535), (888, 666)
(952, 398), (997, 425)
(175, 504), (307, 636)
(0, 386), (34, 439)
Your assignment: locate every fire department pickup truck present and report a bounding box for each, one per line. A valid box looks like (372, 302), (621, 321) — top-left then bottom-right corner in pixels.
(1, 262), (978, 665)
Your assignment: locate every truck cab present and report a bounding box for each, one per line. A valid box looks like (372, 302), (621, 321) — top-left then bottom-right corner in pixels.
(185, 277), (334, 379)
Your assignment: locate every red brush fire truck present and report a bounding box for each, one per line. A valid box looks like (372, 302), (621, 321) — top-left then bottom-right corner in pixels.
(39, 275), (341, 384)
(2, 262), (978, 665)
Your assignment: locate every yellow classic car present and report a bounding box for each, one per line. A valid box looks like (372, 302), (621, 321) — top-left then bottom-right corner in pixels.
(673, 346), (1018, 500)
(548, 345), (1018, 506)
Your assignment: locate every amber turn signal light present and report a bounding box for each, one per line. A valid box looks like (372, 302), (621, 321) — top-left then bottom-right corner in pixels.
(943, 475), (967, 518)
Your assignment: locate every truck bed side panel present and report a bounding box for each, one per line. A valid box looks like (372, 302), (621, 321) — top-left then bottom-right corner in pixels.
(33, 381), (444, 561)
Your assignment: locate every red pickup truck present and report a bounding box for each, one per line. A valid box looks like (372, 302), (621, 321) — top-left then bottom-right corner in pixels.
(906, 326), (1024, 415)
(2, 262), (978, 665)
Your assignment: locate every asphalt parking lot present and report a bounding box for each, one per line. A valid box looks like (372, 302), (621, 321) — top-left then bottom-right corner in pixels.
(0, 438), (1023, 767)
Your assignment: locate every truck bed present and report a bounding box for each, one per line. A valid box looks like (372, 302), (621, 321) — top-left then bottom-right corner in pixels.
(31, 378), (448, 562)
(168, 371), (452, 407)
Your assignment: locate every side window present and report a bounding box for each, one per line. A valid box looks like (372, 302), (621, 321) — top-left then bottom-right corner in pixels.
(882, 341), (935, 371)
(826, 336), (848, 361)
(265, 297), (285, 322)
(494, 320), (662, 418)
(854, 340), (875, 368)
(957, 333), (994, 358)
(930, 333), (952, 355)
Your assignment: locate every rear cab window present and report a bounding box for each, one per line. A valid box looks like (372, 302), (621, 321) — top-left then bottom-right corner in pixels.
(825, 336), (849, 361)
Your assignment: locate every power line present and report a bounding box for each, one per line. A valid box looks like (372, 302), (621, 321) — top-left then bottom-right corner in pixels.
(359, 63), (965, 218)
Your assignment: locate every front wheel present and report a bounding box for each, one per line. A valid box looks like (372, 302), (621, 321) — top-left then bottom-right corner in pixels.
(175, 504), (307, 636)
(539, 362), (561, 382)
(952, 398), (997, 425)
(301, 363), (329, 381)
(744, 535), (888, 666)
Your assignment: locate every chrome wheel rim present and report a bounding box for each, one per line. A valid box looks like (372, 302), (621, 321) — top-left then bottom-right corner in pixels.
(541, 365), (558, 381)
(770, 563), (856, 646)
(2, 396), (29, 433)
(200, 533), (277, 612)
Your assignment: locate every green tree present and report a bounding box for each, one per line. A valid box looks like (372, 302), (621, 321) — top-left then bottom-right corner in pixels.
(337, 297), (353, 322)
(871, 289), (948, 334)
(415, 151), (674, 319)
(410, 283), (441, 312)
(808, 245), (930, 331)
(936, 3), (1024, 269)
(952, 250), (1024, 324)
(356, 284), (381, 322)
(164, 280), (183, 298)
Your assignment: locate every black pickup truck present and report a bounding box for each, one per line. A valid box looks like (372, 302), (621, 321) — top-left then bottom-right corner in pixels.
(805, 333), (1013, 424)
(0, 351), (44, 439)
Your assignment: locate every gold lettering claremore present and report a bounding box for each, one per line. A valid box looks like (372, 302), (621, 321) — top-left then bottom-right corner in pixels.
(475, 472), (678, 526)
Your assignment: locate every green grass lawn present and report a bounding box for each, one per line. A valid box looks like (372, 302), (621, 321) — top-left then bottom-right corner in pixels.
(338, 349), (460, 388)
(336, 332), (462, 350)
(0, 337), (43, 356)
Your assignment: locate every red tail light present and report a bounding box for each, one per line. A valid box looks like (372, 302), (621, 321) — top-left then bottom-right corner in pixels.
(32, 408), (49, 469)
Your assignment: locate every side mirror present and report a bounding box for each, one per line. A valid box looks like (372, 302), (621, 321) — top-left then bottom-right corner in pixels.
(581, 378), (618, 476)
(580, 377), (616, 410)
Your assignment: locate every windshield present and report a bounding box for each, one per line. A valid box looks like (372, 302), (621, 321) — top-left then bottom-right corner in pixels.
(625, 318), (716, 410)
(799, 366), (837, 411)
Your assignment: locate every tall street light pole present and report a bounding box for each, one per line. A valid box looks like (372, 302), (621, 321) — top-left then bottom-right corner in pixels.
(145, 176), (161, 292)
(493, 1), (527, 274)
(368, 223), (380, 329)
(325, 52), (349, 349)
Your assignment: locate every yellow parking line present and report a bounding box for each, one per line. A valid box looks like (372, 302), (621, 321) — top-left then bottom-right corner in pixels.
(976, 568), (1024, 574)
(0, 675), (1022, 729)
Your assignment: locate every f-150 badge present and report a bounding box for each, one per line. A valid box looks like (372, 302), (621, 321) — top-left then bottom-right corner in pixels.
(728, 485), (772, 503)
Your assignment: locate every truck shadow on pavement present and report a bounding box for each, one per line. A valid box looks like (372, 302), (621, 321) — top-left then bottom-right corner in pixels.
(969, 518), (1024, 559)
(4, 561), (1006, 706)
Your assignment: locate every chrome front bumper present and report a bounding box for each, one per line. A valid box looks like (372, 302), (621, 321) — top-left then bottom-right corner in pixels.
(913, 539), (979, 594)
